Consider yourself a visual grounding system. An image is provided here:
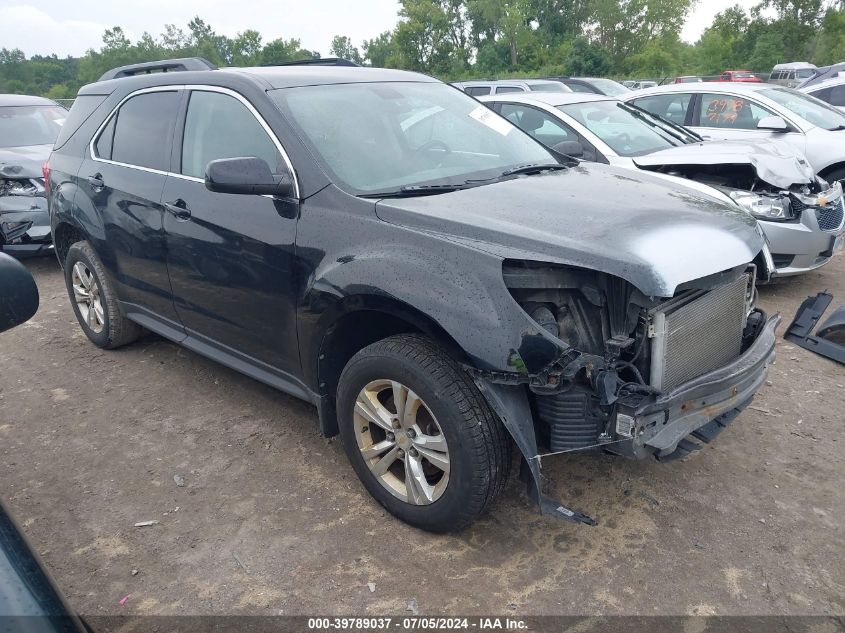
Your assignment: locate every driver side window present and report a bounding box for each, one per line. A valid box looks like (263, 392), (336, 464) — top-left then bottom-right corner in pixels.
(697, 94), (775, 130)
(498, 103), (598, 160)
(181, 90), (283, 179)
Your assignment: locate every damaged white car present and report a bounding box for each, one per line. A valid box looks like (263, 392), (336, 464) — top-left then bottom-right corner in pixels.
(481, 92), (844, 276)
(0, 94), (65, 257)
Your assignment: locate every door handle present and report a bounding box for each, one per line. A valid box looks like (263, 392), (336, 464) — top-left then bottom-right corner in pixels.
(164, 199), (192, 221)
(87, 173), (105, 192)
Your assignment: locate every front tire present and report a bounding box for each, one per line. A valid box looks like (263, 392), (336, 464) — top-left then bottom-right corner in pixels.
(64, 241), (141, 349)
(337, 334), (511, 532)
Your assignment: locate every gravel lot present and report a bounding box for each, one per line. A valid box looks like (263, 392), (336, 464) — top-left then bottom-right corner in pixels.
(1, 254), (843, 617)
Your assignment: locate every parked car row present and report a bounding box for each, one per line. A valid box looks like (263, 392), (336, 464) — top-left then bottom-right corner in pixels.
(480, 91), (842, 276)
(627, 83), (845, 271)
(452, 75), (845, 278)
(626, 83), (845, 184)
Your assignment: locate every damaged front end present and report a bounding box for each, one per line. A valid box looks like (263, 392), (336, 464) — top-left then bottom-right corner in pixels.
(638, 159), (845, 275)
(0, 163), (53, 257)
(472, 260), (778, 525)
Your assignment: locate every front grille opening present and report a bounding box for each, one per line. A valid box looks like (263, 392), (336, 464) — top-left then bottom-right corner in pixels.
(817, 198), (844, 232)
(771, 253), (795, 269)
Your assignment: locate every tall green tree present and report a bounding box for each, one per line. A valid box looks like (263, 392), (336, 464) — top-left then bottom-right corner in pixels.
(363, 31), (401, 67)
(329, 35), (363, 63)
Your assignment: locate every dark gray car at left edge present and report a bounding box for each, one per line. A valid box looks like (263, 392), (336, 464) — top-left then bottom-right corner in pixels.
(0, 94), (66, 257)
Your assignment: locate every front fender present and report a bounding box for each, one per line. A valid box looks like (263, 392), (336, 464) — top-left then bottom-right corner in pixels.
(299, 219), (569, 381)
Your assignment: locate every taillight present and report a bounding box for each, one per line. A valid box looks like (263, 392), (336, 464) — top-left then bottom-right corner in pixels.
(42, 160), (51, 195)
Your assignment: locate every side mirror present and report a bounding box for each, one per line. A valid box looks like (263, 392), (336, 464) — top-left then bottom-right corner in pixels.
(0, 253), (39, 335)
(757, 116), (790, 132)
(205, 157), (295, 197)
(553, 140), (584, 158)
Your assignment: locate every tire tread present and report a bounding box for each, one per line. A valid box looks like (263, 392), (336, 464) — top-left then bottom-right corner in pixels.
(65, 241), (142, 349)
(338, 333), (511, 531)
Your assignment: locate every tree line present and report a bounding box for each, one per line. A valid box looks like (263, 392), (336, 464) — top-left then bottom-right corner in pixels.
(1, 0), (844, 99)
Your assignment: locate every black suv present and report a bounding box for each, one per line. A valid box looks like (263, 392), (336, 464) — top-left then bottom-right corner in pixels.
(48, 58), (778, 531)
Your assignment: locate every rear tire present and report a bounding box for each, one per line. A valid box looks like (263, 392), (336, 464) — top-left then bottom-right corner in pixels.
(64, 241), (141, 349)
(337, 334), (511, 532)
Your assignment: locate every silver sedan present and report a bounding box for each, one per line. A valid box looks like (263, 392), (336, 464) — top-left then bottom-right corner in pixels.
(480, 91), (844, 277)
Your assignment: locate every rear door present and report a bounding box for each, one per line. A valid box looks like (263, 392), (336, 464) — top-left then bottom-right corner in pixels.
(79, 88), (182, 325)
(161, 87), (301, 376)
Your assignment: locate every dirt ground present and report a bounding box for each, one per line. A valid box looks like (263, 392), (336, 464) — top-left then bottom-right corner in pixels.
(1, 254), (843, 618)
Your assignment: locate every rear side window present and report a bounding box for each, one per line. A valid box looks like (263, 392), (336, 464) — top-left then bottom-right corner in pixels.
(464, 86), (491, 96)
(55, 95), (106, 150)
(180, 90), (282, 179)
(94, 116), (116, 160)
(494, 86), (523, 94)
(99, 91), (180, 171)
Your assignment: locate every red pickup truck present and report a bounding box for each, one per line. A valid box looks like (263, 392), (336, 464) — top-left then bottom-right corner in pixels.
(718, 70), (763, 83)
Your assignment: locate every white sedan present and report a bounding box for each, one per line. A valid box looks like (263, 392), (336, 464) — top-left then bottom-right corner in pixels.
(622, 82), (845, 186)
(480, 92), (844, 276)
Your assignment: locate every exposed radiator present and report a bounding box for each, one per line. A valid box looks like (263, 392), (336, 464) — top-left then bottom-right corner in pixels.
(649, 274), (749, 392)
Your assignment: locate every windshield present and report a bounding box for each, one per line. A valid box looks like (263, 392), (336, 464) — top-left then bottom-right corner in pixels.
(733, 72), (756, 78)
(761, 87), (845, 130)
(589, 78), (631, 96)
(271, 82), (553, 194)
(558, 100), (687, 156)
(0, 105), (66, 148)
(796, 69), (815, 79)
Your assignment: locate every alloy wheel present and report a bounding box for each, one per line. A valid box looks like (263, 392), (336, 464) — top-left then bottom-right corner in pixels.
(353, 379), (450, 505)
(71, 261), (105, 334)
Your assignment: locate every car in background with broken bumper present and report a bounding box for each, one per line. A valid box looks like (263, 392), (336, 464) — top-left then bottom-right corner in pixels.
(0, 94), (65, 257)
(481, 91), (844, 277)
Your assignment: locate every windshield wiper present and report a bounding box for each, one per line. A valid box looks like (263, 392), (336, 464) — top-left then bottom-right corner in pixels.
(498, 163), (568, 178)
(360, 164), (568, 198)
(359, 183), (471, 198)
(623, 103), (695, 142)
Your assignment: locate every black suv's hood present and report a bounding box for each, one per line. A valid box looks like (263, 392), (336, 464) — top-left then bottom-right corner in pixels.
(375, 164), (763, 297)
(0, 144), (51, 180)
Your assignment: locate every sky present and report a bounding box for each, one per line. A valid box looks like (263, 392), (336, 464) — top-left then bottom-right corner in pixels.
(0, 0), (760, 59)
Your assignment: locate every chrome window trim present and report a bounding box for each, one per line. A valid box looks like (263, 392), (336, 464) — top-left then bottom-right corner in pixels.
(88, 84), (301, 198)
